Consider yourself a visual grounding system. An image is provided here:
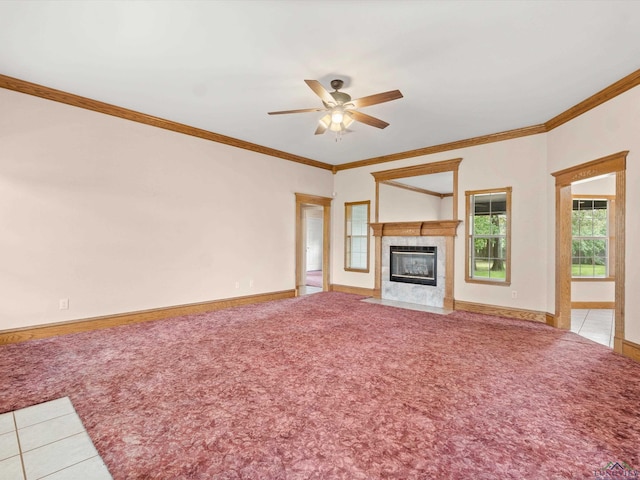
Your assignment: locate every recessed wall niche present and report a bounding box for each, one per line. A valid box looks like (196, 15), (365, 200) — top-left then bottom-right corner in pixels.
(370, 158), (462, 308)
(371, 158), (461, 224)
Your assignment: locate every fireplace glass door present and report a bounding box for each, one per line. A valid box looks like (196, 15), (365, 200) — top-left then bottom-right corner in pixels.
(390, 246), (437, 286)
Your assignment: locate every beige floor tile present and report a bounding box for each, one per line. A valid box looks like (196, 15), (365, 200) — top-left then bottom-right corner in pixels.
(22, 432), (98, 480)
(14, 398), (74, 430)
(0, 431), (20, 462)
(18, 413), (85, 453)
(43, 456), (112, 480)
(0, 455), (25, 480)
(572, 309), (614, 348)
(0, 413), (15, 435)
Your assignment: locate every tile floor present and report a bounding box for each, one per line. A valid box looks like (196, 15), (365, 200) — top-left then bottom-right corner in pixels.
(299, 285), (322, 295)
(361, 297), (454, 315)
(0, 397), (112, 480)
(571, 309), (615, 348)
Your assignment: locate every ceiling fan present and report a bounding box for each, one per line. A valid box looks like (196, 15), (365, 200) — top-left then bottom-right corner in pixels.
(268, 79), (403, 135)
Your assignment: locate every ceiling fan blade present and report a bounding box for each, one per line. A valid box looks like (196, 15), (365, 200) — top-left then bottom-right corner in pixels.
(304, 80), (335, 105)
(268, 107), (327, 115)
(349, 90), (403, 108)
(314, 123), (328, 135)
(348, 110), (390, 129)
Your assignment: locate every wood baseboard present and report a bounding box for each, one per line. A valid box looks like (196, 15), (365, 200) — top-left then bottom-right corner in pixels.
(454, 300), (548, 323)
(329, 284), (375, 296)
(622, 339), (640, 363)
(571, 301), (615, 309)
(0, 289), (296, 345)
(545, 313), (556, 326)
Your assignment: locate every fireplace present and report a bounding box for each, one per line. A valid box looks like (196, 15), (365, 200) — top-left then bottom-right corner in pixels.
(390, 246), (437, 286)
(372, 221), (460, 309)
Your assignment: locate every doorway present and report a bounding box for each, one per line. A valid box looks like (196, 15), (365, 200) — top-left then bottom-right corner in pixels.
(569, 177), (616, 348)
(303, 205), (323, 294)
(552, 151), (627, 353)
(295, 193), (332, 296)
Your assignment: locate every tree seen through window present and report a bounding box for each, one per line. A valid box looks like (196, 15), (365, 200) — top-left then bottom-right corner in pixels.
(572, 199), (608, 277)
(466, 188), (511, 284)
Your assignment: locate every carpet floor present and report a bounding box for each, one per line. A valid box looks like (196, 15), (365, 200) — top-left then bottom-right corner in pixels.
(305, 270), (322, 288)
(1, 292), (640, 479)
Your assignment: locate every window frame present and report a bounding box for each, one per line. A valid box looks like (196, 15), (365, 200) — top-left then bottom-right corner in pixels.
(344, 200), (370, 273)
(571, 195), (615, 281)
(465, 187), (512, 286)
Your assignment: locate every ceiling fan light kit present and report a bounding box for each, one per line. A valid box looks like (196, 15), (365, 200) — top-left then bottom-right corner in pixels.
(268, 79), (403, 139)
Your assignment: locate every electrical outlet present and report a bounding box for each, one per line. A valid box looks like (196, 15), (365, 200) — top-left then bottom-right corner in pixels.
(249, 279), (254, 288)
(235, 281), (240, 289)
(59, 298), (69, 310)
(511, 291), (518, 299)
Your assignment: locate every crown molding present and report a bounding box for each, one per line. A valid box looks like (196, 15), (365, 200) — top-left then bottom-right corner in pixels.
(0, 74), (333, 172)
(335, 67), (640, 172)
(334, 124), (547, 172)
(3, 67), (639, 173)
(545, 68), (640, 130)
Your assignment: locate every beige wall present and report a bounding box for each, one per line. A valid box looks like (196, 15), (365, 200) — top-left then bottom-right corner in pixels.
(332, 134), (549, 311)
(0, 89), (333, 330)
(547, 85), (640, 342)
(3, 81), (639, 344)
(333, 85), (640, 344)
(378, 183), (443, 222)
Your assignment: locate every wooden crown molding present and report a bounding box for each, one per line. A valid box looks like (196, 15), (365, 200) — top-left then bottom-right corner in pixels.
(545, 68), (640, 130)
(0, 74), (333, 172)
(3, 66), (639, 173)
(336, 68), (640, 172)
(337, 125), (546, 172)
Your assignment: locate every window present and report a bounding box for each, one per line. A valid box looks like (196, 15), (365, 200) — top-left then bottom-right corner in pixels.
(345, 201), (370, 272)
(465, 188), (511, 284)
(572, 198), (612, 278)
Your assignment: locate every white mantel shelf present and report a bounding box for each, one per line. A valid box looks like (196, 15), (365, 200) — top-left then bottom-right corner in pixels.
(370, 220), (462, 237)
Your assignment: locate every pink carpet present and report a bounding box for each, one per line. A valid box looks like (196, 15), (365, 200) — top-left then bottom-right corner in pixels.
(2, 292), (640, 479)
(305, 270), (322, 288)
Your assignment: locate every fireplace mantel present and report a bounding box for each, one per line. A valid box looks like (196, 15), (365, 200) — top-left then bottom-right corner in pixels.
(370, 220), (461, 309)
(370, 220), (461, 237)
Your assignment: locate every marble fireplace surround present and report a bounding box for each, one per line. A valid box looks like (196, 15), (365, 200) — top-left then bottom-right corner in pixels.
(370, 220), (461, 310)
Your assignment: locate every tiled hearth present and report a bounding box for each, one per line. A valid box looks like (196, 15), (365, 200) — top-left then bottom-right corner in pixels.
(382, 236), (446, 308)
(370, 220), (461, 310)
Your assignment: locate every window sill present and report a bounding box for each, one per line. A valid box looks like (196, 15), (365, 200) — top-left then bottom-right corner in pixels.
(571, 276), (615, 282)
(465, 277), (511, 286)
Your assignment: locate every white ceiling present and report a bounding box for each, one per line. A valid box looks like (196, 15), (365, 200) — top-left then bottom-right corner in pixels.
(1, 1), (639, 167)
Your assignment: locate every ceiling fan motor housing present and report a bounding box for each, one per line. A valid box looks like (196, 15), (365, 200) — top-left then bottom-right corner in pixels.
(329, 91), (351, 105)
(327, 79), (351, 106)
(330, 79), (344, 90)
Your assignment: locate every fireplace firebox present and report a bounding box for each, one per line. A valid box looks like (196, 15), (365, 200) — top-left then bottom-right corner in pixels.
(389, 246), (437, 286)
